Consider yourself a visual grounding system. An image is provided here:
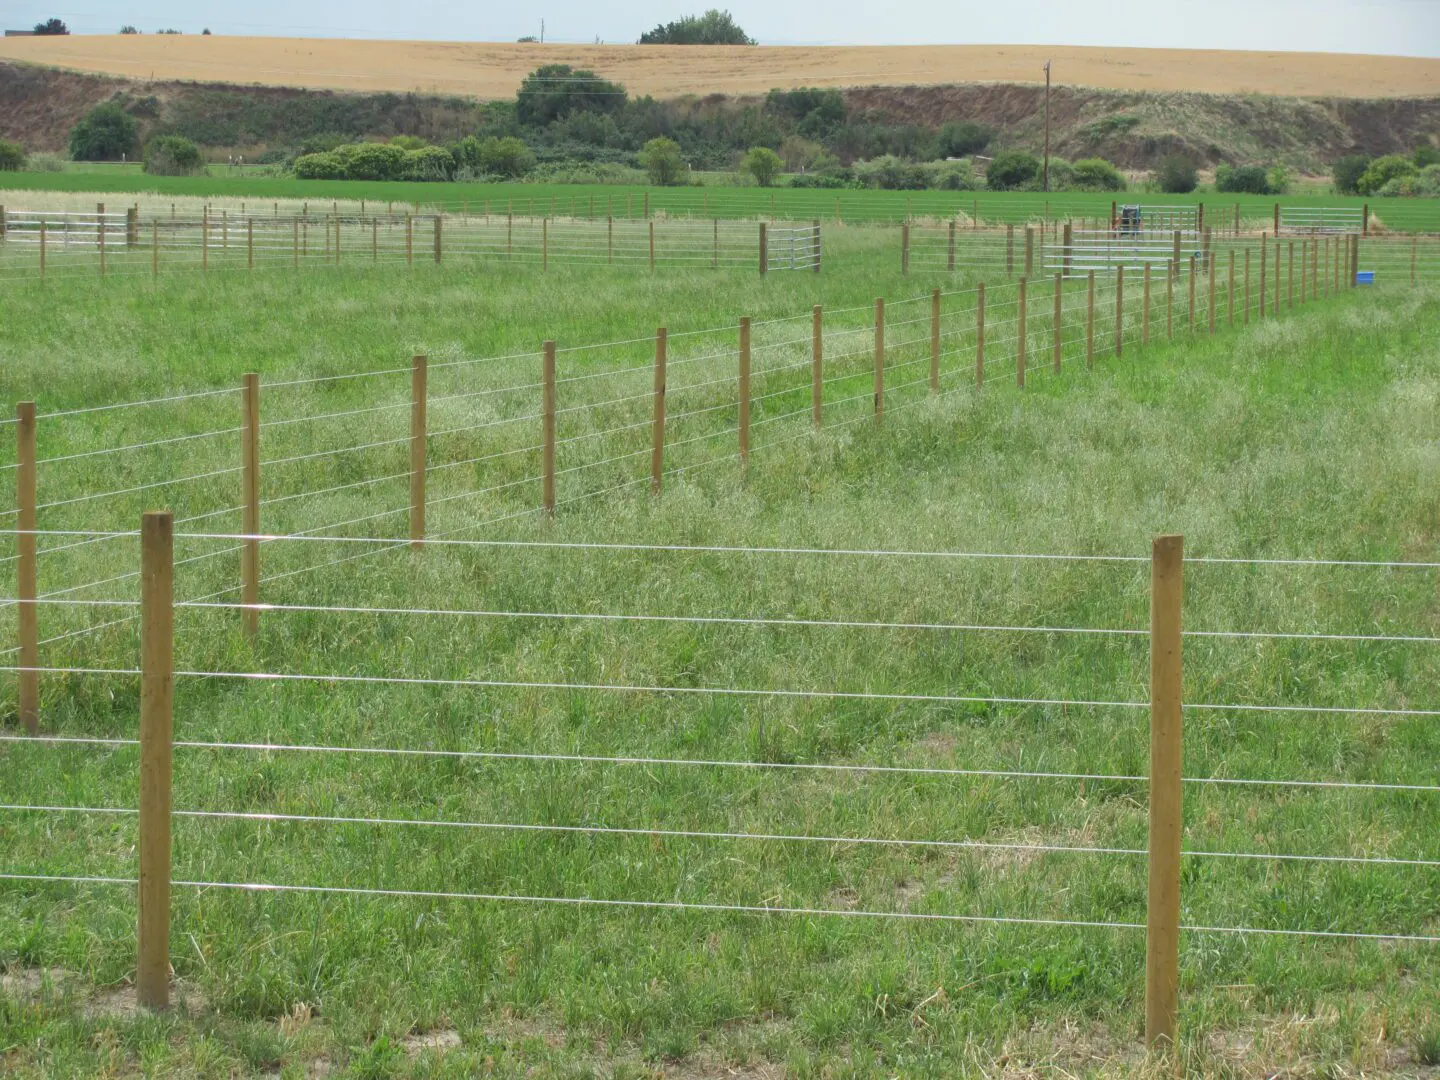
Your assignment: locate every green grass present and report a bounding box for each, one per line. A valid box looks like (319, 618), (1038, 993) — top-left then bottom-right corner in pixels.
(6, 172), (1438, 231)
(1, 234), (1439, 1077)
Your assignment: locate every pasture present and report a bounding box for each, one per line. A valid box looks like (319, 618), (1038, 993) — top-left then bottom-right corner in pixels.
(2, 216), (1440, 1078)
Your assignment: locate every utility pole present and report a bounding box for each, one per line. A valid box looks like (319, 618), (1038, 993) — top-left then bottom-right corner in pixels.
(540, 18), (545, 43)
(1043, 60), (1052, 194)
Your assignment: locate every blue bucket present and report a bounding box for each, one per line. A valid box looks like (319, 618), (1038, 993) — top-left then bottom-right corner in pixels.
(1356, 271), (1375, 285)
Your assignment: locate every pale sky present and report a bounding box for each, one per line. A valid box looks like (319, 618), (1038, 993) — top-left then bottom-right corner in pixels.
(12, 0), (1440, 56)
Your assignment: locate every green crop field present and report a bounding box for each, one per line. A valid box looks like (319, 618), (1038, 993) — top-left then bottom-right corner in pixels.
(2, 221), (1440, 1078)
(4, 172), (1439, 233)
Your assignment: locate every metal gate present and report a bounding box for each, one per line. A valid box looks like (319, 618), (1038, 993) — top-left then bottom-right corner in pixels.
(765, 225), (821, 272)
(1049, 228), (1208, 277)
(1278, 207), (1364, 236)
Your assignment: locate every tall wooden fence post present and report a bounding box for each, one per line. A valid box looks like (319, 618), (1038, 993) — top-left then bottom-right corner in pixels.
(1146, 533), (1184, 1053)
(873, 298), (885, 422)
(1188, 262), (1196, 331)
(901, 223), (910, 276)
(1016, 277), (1027, 388)
(947, 220), (956, 272)
(1006, 224), (1015, 277)
(410, 355), (427, 548)
(739, 317), (752, 464)
(1024, 226), (1034, 278)
(138, 509), (174, 1011)
(930, 289), (942, 391)
(1259, 241), (1267, 319)
(812, 305), (823, 427)
(15, 402), (38, 734)
(651, 329), (667, 493)
(1142, 264), (1152, 346)
(1062, 221), (1072, 277)
(1085, 272), (1096, 368)
(433, 216), (442, 264)
(1208, 250), (1217, 333)
(1171, 231), (1181, 278)
(241, 374), (260, 637)
(649, 220), (656, 272)
(976, 282), (986, 386)
(1052, 273), (1063, 373)
(542, 342), (556, 515)
(405, 215), (413, 266)
(1114, 265), (1125, 358)
(758, 223), (768, 276)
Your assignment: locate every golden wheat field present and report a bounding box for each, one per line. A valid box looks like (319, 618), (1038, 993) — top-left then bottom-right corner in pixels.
(1, 36), (1438, 99)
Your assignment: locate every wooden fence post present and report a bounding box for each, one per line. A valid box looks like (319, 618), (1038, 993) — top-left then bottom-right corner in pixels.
(1052, 274), (1063, 372)
(1273, 203), (1280, 236)
(1062, 221), (1072, 277)
(542, 342), (556, 515)
(739, 317), (752, 464)
(1188, 262), (1196, 331)
(1244, 248), (1251, 325)
(247, 219), (254, 272)
(1273, 237), (1281, 308)
(405, 215), (413, 266)
(1362, 203), (1369, 237)
(947, 220), (956, 272)
(873, 298), (885, 421)
(433, 216), (442, 264)
(15, 402), (37, 734)
(1259, 241), (1267, 318)
(1171, 231), (1181, 278)
(410, 355), (427, 548)
(138, 509), (174, 1011)
(976, 282), (986, 386)
(1350, 234), (1359, 288)
(1085, 272), (1095, 368)
(1024, 226), (1034, 278)
(758, 223), (768, 275)
(1228, 250), (1235, 326)
(1146, 533), (1184, 1053)
(931, 289), (942, 391)
(126, 206), (139, 248)
(334, 215), (341, 266)
(651, 329), (667, 493)
(1114, 265), (1125, 358)
(1287, 241), (1294, 309)
(1208, 250), (1217, 333)
(1006, 224), (1015, 277)
(1016, 277), (1027, 388)
(901, 223), (910, 275)
(241, 374), (260, 637)
(1142, 264), (1151, 346)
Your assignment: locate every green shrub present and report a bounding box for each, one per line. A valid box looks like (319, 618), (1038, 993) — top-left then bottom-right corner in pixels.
(517, 65), (626, 126)
(1267, 165), (1290, 195)
(742, 146), (782, 187)
(336, 142), (407, 181)
(1414, 146), (1440, 168)
(0, 139), (25, 171)
(1358, 153), (1418, 196)
(68, 102), (140, 161)
(388, 135), (428, 151)
(920, 159), (978, 191)
(1154, 154), (1198, 194)
(986, 150), (1040, 191)
(1332, 155), (1369, 195)
(299, 133), (349, 156)
(1378, 164), (1440, 197)
(1042, 157), (1076, 191)
(639, 9), (756, 44)
(292, 151), (346, 180)
(854, 155), (927, 190)
(403, 145), (454, 180)
(25, 151), (65, 173)
(934, 122), (991, 157)
(1071, 157), (1125, 192)
(639, 137), (686, 185)
(1215, 163), (1272, 194)
(143, 134), (203, 175)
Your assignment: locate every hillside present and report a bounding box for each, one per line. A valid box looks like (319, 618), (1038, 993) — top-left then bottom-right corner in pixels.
(1, 36), (1438, 100)
(4, 60), (1439, 173)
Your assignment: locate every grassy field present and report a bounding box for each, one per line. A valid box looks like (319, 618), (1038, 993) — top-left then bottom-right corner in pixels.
(2, 231), (1440, 1078)
(5, 174), (1437, 233)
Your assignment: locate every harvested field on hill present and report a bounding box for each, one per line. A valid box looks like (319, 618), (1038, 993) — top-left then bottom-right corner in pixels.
(1, 37), (1438, 100)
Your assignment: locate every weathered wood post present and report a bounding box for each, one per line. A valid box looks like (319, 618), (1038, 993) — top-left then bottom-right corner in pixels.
(138, 510), (174, 1011)
(15, 402), (37, 734)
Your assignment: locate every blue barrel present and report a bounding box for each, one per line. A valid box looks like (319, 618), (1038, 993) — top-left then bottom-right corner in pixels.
(1356, 271), (1375, 285)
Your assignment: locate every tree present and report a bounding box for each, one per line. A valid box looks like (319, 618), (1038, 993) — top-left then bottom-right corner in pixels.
(119, 25), (139, 34)
(1214, 163), (1272, 194)
(1356, 154), (1417, 196)
(1332, 155), (1369, 195)
(742, 146), (781, 186)
(986, 150), (1040, 191)
(517, 65), (626, 127)
(0, 140), (25, 171)
(1154, 154), (1198, 194)
(33, 18), (69, 34)
(640, 136), (685, 185)
(640, 9), (755, 44)
(479, 136), (535, 178)
(1413, 145), (1440, 168)
(1071, 157), (1125, 192)
(143, 135), (203, 175)
(292, 152), (346, 180)
(68, 103), (140, 161)
(934, 121), (991, 158)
